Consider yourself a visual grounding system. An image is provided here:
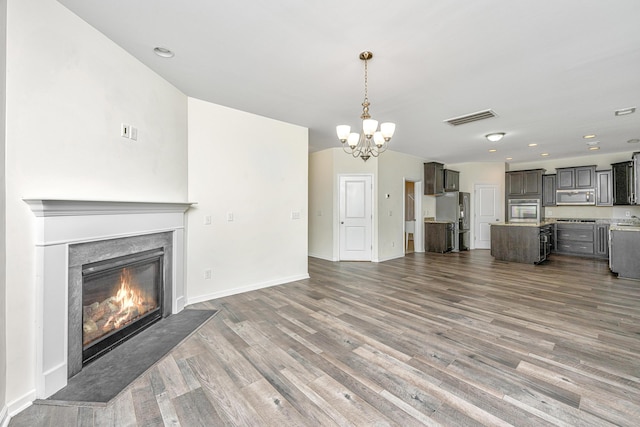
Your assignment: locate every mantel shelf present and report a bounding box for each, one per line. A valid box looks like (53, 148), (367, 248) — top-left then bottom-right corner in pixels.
(24, 199), (195, 217)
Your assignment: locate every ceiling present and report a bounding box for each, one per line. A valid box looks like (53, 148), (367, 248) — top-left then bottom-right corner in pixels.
(56, 0), (640, 164)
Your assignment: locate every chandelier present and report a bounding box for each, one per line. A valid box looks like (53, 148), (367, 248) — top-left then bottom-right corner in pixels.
(336, 51), (396, 161)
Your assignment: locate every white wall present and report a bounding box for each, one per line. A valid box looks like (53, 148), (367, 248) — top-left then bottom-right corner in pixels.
(377, 151), (424, 261)
(331, 149), (377, 260)
(186, 98), (309, 303)
(308, 148), (425, 262)
(4, 0), (188, 411)
(308, 150), (334, 260)
(0, 0), (7, 420)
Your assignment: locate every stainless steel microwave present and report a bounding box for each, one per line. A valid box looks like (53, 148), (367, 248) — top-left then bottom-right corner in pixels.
(508, 199), (541, 223)
(556, 189), (596, 205)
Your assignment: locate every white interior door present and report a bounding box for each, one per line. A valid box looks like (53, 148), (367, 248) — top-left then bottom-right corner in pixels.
(339, 175), (373, 261)
(475, 184), (500, 249)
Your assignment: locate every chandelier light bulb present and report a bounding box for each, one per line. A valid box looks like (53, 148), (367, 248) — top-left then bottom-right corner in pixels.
(362, 119), (378, 137)
(380, 122), (396, 140)
(347, 133), (360, 147)
(336, 125), (351, 142)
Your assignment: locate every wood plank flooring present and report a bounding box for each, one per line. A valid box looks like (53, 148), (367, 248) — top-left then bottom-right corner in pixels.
(10, 250), (640, 426)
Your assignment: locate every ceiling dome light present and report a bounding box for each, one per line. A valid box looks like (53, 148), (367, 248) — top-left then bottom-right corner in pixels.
(485, 133), (505, 142)
(583, 134), (597, 139)
(528, 143), (538, 147)
(589, 146), (600, 151)
(153, 47), (175, 58)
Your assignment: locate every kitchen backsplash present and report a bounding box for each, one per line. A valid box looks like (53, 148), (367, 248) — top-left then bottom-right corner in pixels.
(544, 205), (640, 219)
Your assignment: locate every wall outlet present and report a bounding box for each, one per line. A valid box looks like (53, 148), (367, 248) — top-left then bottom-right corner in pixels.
(547, 209), (553, 216)
(291, 211), (301, 220)
(204, 269), (212, 280)
(626, 211), (631, 217)
(227, 212), (234, 222)
(391, 241), (395, 247)
(130, 126), (138, 141)
(204, 215), (212, 225)
(389, 210), (393, 216)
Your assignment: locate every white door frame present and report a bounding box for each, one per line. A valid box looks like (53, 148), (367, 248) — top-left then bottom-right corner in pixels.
(338, 174), (374, 261)
(403, 179), (424, 253)
(474, 184), (501, 249)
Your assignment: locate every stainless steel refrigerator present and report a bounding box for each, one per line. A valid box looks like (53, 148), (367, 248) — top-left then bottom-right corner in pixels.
(435, 192), (470, 252)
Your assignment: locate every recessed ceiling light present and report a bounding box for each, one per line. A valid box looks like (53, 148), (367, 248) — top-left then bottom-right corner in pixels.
(489, 149), (497, 153)
(583, 134), (597, 139)
(541, 153), (550, 157)
(485, 133), (505, 142)
(528, 143), (538, 147)
(615, 107), (636, 116)
(628, 138), (640, 144)
(153, 47), (175, 58)
(588, 146), (600, 151)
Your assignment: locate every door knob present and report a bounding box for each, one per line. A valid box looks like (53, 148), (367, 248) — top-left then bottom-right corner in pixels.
(341, 222), (344, 224)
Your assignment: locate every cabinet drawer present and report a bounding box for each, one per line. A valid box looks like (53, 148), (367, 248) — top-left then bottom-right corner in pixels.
(556, 241), (594, 254)
(556, 230), (593, 242)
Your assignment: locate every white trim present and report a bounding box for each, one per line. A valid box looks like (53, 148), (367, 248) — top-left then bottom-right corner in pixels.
(308, 252), (337, 262)
(187, 273), (310, 305)
(24, 199), (192, 399)
(375, 254), (405, 263)
(6, 389), (35, 420)
(23, 199), (193, 217)
(0, 405), (9, 427)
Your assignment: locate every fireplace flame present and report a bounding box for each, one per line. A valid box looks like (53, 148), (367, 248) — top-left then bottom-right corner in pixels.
(104, 269), (147, 330)
(83, 268), (157, 346)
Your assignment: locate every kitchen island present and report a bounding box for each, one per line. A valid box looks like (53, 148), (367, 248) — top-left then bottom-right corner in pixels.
(490, 222), (554, 264)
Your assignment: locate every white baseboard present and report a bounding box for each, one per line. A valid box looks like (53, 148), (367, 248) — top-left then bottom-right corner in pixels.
(308, 252), (336, 261)
(0, 405), (9, 427)
(375, 253), (405, 263)
(7, 389), (35, 420)
(187, 273), (310, 305)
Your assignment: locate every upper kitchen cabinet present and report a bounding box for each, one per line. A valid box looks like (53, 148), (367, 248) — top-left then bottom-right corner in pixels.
(596, 169), (613, 206)
(542, 174), (556, 206)
(444, 169), (460, 192)
(424, 162), (444, 195)
(506, 169), (544, 198)
(612, 161), (634, 205)
(556, 166), (596, 190)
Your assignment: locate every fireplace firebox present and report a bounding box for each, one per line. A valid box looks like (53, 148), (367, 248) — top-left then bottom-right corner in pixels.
(81, 248), (164, 365)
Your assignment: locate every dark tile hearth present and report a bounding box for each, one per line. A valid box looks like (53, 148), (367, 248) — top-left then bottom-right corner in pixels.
(45, 309), (217, 404)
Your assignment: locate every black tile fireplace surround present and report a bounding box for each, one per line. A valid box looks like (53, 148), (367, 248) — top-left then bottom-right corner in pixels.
(68, 232), (173, 378)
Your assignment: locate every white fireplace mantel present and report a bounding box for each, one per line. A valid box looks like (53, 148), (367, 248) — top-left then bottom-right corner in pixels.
(25, 199), (194, 398)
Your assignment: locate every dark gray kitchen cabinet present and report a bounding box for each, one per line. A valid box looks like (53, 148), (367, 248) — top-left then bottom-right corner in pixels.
(424, 162), (444, 195)
(542, 174), (556, 206)
(490, 224), (547, 264)
(506, 169), (543, 198)
(612, 161), (634, 205)
(595, 224), (609, 258)
(444, 169), (460, 192)
(425, 221), (452, 253)
(610, 229), (640, 279)
(556, 166), (596, 190)
(555, 223), (595, 255)
(596, 169), (613, 206)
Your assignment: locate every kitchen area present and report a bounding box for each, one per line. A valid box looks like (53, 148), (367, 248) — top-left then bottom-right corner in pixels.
(489, 152), (640, 279)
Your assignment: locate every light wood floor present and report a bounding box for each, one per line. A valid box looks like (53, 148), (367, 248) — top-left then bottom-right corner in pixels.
(10, 250), (640, 426)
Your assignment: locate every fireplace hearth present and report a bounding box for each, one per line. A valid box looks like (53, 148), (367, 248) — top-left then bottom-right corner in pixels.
(82, 248), (164, 365)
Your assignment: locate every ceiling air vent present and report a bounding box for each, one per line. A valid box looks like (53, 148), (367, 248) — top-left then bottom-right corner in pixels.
(444, 109), (497, 126)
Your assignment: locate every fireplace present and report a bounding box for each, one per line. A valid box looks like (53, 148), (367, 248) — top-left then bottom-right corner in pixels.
(81, 248), (164, 365)
(25, 199), (192, 398)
